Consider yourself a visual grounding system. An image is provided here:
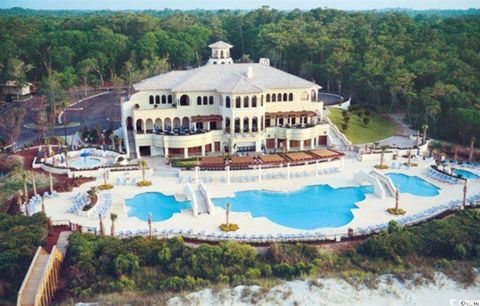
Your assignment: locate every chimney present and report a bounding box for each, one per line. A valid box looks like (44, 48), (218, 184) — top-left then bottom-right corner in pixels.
(246, 66), (254, 79)
(259, 58), (270, 66)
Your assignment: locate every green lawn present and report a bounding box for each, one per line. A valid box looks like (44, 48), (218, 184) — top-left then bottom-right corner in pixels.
(170, 158), (199, 168)
(327, 107), (397, 144)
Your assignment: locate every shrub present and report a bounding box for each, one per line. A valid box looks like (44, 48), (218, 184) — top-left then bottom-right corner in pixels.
(341, 123), (348, 131)
(374, 164), (389, 170)
(97, 184), (114, 190)
(453, 244), (468, 259)
(136, 180), (152, 187)
(363, 117), (370, 126)
(113, 253), (140, 277)
(387, 208), (406, 215)
(219, 223), (239, 231)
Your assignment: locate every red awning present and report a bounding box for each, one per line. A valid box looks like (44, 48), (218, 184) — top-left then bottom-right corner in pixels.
(191, 115), (223, 122)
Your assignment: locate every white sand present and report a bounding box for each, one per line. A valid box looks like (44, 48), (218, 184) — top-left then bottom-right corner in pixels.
(167, 272), (480, 306)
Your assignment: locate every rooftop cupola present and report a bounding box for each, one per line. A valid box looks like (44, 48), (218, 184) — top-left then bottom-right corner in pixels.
(207, 41), (234, 65)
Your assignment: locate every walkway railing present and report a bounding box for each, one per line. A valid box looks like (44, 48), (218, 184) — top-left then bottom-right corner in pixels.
(17, 232), (70, 306)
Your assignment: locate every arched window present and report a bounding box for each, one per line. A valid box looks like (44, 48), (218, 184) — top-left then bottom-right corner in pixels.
(252, 96), (257, 107)
(252, 117), (258, 132)
(235, 97), (241, 108)
(154, 118), (162, 130)
(136, 119), (144, 132)
(162, 95), (166, 104)
(209, 96), (214, 105)
(289, 93), (293, 101)
(154, 95), (159, 104)
(173, 117), (181, 128)
(266, 94), (270, 102)
(225, 117), (231, 133)
(277, 93), (282, 102)
(311, 90), (317, 102)
(272, 94), (276, 102)
(149, 96), (154, 104)
(197, 96), (202, 105)
(182, 117), (189, 129)
(164, 118), (172, 130)
(234, 118), (240, 133)
(243, 96), (249, 108)
(243, 117), (249, 133)
(180, 95), (189, 106)
(168, 95), (173, 104)
(220, 50), (224, 58)
(226, 96), (231, 108)
(146, 119), (153, 131)
(283, 93), (288, 101)
(203, 96), (208, 105)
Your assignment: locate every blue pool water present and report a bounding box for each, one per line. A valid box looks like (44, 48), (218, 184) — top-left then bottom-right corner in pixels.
(70, 157), (102, 169)
(453, 169), (480, 180)
(212, 185), (374, 230)
(386, 173), (440, 197)
(125, 192), (191, 222)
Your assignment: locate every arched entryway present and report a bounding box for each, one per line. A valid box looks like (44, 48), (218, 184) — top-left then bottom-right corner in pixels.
(126, 116), (133, 130)
(180, 95), (190, 106)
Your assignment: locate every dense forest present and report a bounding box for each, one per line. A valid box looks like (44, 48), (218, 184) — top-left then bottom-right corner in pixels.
(0, 7), (478, 145)
(62, 210), (480, 301)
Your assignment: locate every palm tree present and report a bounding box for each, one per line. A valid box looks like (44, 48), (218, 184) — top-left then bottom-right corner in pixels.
(17, 191), (24, 215)
(62, 146), (69, 169)
(103, 168), (108, 186)
(379, 145), (388, 167)
(31, 171), (37, 196)
(421, 124), (429, 144)
(110, 213), (118, 236)
(20, 171), (29, 214)
(395, 189), (400, 211)
(407, 149), (412, 166)
(99, 213), (105, 236)
(469, 136), (476, 162)
(225, 202), (231, 227)
(138, 159), (148, 182)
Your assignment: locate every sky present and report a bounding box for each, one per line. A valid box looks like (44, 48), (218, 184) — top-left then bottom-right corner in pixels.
(0, 0), (479, 11)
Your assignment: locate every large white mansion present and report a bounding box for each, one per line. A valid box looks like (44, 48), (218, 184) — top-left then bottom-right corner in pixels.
(121, 41), (335, 158)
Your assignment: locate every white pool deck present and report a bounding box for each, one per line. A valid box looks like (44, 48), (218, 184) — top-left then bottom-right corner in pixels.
(43, 157), (480, 240)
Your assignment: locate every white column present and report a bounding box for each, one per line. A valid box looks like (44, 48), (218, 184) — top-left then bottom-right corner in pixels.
(184, 147), (188, 158)
(201, 145), (205, 157)
(240, 120), (244, 134)
(287, 163), (290, 180)
(258, 165), (262, 182)
(135, 145), (140, 158)
(211, 142), (215, 153)
(255, 141), (261, 152)
(311, 138), (315, 149)
(164, 146), (169, 158)
(300, 141), (304, 151)
(226, 166), (230, 183)
(286, 139), (290, 151)
(206, 121), (210, 131)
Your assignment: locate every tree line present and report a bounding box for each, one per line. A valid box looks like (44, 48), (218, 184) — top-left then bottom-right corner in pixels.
(0, 7), (478, 145)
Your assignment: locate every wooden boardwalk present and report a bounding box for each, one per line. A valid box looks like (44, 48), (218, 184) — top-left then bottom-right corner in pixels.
(17, 231), (71, 306)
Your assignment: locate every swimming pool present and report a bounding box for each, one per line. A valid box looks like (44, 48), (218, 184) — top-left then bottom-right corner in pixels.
(453, 169), (479, 180)
(386, 173), (440, 197)
(70, 157), (103, 169)
(125, 192), (191, 222)
(212, 185), (373, 230)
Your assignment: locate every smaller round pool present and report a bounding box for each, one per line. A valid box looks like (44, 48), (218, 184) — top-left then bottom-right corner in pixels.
(386, 173), (440, 197)
(70, 157), (103, 169)
(125, 192), (191, 222)
(452, 169), (479, 180)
